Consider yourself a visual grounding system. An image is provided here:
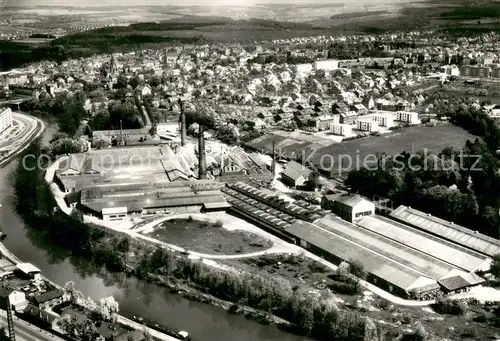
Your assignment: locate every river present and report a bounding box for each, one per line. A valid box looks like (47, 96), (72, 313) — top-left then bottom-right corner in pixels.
(0, 123), (308, 341)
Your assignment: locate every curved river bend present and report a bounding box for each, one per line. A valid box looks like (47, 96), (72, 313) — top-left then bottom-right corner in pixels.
(0, 123), (308, 341)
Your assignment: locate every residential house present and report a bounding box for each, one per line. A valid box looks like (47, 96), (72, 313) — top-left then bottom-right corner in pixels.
(0, 286), (28, 312)
(34, 290), (67, 310)
(363, 96), (375, 110)
(315, 115), (336, 132)
(351, 103), (368, 116)
(396, 100), (411, 112)
(340, 111), (358, 125)
(22, 304), (59, 329)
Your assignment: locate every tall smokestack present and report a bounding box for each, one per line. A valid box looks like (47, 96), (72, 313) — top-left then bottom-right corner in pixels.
(271, 141), (276, 176)
(179, 98), (187, 146)
(198, 124), (207, 179)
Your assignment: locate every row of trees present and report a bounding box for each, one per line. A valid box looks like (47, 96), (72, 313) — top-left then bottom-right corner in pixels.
(21, 94), (86, 136)
(136, 248), (380, 341)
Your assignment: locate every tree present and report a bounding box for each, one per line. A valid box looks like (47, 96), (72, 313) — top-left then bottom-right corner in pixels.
(305, 170), (321, 190)
(116, 74), (128, 89)
(149, 75), (161, 87)
(349, 259), (366, 279)
(413, 322), (427, 341)
(491, 254), (500, 279)
(76, 319), (98, 340)
(58, 313), (78, 337)
(64, 281), (85, 304)
(129, 76), (141, 89)
(0, 328), (9, 341)
(98, 296), (119, 322)
(188, 123), (199, 137)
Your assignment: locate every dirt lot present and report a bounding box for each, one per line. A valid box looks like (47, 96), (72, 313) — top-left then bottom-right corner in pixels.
(220, 254), (360, 303)
(144, 218), (273, 255)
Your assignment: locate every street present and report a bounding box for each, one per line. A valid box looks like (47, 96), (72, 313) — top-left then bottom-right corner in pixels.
(0, 311), (65, 341)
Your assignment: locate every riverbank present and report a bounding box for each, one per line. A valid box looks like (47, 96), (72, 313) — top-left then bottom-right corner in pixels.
(0, 241), (184, 341)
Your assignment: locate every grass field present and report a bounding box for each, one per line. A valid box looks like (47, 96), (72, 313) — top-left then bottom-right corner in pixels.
(310, 123), (475, 175)
(144, 218), (273, 255)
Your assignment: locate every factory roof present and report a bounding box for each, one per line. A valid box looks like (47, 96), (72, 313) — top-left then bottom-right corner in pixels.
(285, 220), (438, 292)
(229, 182), (324, 221)
(390, 205), (500, 257)
(82, 186), (226, 213)
(438, 270), (485, 291)
(281, 160), (312, 181)
(16, 263), (41, 275)
(316, 215), (457, 280)
(334, 194), (373, 209)
(356, 215), (489, 272)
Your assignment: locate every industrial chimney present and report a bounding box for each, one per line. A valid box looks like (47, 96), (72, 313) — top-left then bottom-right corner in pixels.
(271, 141), (276, 176)
(179, 98), (187, 146)
(198, 124), (207, 179)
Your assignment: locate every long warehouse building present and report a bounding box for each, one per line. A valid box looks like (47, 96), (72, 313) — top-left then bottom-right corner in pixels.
(285, 219), (441, 299)
(356, 215), (491, 273)
(390, 205), (500, 257)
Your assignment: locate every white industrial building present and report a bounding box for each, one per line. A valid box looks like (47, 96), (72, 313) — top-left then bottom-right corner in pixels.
(357, 119), (379, 132)
(330, 123), (353, 136)
(331, 194), (375, 223)
(0, 108), (12, 133)
(396, 111), (420, 124)
(313, 59), (339, 71)
(371, 113), (395, 128)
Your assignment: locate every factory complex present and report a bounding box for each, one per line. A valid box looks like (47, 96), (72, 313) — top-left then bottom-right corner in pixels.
(49, 104), (495, 301)
(219, 183), (490, 300)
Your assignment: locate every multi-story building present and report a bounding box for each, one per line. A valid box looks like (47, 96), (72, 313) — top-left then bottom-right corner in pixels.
(316, 115), (336, 131)
(340, 111), (359, 125)
(397, 111), (420, 124)
(371, 113), (395, 128)
(356, 119), (379, 132)
(461, 65), (491, 78)
(330, 123), (353, 136)
(0, 108), (13, 133)
(313, 59), (339, 71)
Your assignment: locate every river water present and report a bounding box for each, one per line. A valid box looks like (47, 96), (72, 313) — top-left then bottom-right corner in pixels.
(0, 123), (308, 341)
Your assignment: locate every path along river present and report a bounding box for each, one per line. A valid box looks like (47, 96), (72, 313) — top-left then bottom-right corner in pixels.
(0, 122), (309, 341)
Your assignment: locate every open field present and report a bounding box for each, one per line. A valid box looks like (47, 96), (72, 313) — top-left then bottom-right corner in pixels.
(249, 123), (474, 174)
(144, 218), (273, 255)
(311, 123), (475, 173)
